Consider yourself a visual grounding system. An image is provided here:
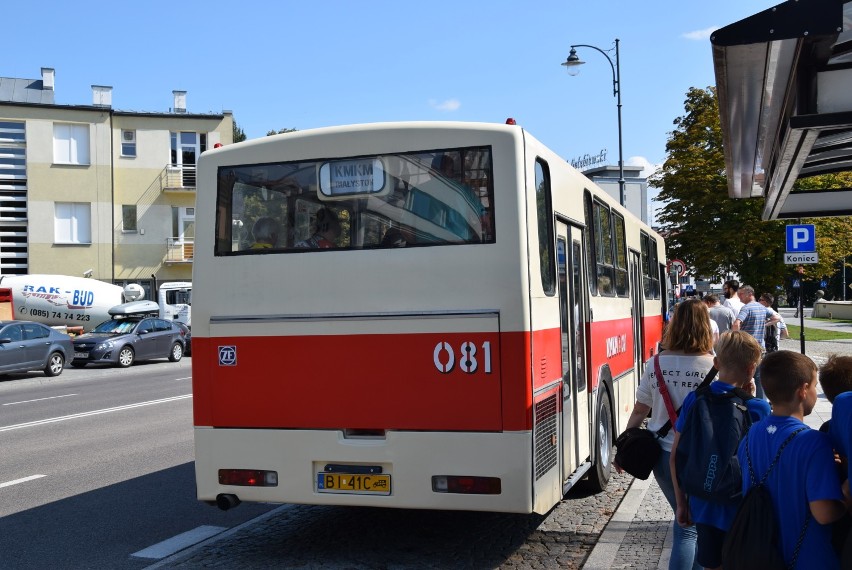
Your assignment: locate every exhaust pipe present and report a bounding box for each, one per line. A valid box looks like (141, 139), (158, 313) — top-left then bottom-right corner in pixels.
(216, 493), (241, 511)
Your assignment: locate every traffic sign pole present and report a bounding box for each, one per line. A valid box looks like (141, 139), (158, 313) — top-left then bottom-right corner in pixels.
(797, 265), (805, 355)
(800, 289), (806, 355)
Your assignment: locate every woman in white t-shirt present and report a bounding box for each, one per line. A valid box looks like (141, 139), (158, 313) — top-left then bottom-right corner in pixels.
(615, 299), (715, 570)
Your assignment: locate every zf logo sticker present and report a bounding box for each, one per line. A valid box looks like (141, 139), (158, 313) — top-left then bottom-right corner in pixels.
(218, 346), (237, 366)
(433, 341), (492, 374)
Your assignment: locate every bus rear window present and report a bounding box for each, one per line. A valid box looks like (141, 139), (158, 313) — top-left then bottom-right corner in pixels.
(215, 147), (494, 255)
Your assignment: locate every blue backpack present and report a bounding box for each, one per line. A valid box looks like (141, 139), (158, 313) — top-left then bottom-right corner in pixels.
(674, 384), (754, 504)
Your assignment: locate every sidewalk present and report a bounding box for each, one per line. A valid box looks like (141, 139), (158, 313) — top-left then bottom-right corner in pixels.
(583, 337), (843, 569)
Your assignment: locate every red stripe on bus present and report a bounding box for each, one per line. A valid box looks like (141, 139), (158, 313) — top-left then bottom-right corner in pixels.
(192, 332), (531, 432)
(191, 315), (660, 433)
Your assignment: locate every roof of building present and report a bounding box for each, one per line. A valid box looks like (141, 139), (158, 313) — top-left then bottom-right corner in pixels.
(0, 77), (54, 105)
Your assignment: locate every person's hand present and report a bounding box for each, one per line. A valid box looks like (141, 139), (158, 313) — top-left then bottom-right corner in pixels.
(612, 459), (624, 474)
(675, 501), (693, 527)
(744, 379), (757, 396)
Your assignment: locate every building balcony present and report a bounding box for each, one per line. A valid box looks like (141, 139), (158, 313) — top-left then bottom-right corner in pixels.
(166, 237), (194, 263)
(161, 164), (196, 192)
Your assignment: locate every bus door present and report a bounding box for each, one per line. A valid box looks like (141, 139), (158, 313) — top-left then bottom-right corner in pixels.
(557, 222), (590, 478)
(629, 251), (645, 377)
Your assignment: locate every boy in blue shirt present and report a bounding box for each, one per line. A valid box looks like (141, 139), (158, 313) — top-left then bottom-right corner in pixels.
(822, 355), (852, 562)
(738, 350), (848, 569)
(670, 331), (771, 570)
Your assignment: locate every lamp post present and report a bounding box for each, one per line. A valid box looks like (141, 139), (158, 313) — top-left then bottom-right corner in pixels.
(562, 39), (625, 207)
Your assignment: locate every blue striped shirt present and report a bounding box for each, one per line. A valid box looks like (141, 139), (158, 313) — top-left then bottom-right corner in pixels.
(736, 301), (769, 348)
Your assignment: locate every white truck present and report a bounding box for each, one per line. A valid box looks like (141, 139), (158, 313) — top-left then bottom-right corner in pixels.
(0, 275), (191, 331)
(0, 274), (124, 331)
(157, 281), (192, 328)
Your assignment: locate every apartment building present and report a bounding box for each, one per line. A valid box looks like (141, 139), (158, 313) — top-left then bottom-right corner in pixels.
(0, 68), (233, 296)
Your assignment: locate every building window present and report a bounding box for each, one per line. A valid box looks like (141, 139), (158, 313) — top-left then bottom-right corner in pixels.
(54, 202), (91, 244)
(0, 121), (26, 192)
(121, 130), (136, 157)
(122, 205), (137, 232)
(53, 123), (90, 165)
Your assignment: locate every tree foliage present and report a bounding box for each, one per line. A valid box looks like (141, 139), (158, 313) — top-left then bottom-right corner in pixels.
(267, 128), (298, 136)
(232, 120), (247, 143)
(792, 174), (852, 298)
(652, 86), (852, 296)
(651, 87), (784, 293)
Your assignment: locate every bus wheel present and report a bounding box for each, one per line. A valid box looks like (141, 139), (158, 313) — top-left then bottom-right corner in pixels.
(584, 392), (612, 492)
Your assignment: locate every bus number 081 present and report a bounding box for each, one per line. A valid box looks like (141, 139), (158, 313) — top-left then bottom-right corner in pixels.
(433, 341), (492, 374)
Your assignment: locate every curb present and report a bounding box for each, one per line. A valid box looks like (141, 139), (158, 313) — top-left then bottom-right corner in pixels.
(142, 504), (291, 569)
(582, 475), (655, 569)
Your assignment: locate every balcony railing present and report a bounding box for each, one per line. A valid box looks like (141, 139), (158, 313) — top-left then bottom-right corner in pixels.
(161, 164), (196, 192)
(166, 238), (194, 262)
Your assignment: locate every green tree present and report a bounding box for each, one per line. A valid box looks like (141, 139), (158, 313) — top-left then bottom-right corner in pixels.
(232, 120), (247, 143)
(267, 128), (297, 136)
(651, 87), (786, 293)
(791, 174), (852, 298)
(653, 87), (852, 297)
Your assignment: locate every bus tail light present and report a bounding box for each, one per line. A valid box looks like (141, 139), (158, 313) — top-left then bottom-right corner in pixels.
(432, 475), (501, 494)
(218, 469), (278, 487)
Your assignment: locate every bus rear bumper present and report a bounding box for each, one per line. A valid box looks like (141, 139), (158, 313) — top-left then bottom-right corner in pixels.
(194, 427), (534, 513)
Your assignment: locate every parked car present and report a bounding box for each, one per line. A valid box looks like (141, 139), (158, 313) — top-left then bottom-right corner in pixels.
(175, 322), (191, 356)
(0, 320), (74, 377)
(71, 301), (186, 368)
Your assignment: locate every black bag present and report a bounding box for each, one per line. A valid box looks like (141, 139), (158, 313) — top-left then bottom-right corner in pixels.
(721, 428), (807, 570)
(615, 359), (718, 480)
(674, 385), (753, 504)
(614, 427), (661, 480)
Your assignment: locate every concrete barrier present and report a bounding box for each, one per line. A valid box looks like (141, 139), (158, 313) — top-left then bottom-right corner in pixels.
(813, 300), (852, 319)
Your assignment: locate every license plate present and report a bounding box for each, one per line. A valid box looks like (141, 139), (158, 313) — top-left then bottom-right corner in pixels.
(74, 352), (89, 359)
(316, 472), (391, 495)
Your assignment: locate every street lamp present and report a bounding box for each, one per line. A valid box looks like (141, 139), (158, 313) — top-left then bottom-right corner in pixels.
(562, 39), (625, 207)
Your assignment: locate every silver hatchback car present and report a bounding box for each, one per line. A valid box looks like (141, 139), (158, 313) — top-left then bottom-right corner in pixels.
(71, 301), (186, 368)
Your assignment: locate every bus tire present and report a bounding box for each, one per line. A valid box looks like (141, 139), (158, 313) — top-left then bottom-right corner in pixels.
(584, 391), (613, 492)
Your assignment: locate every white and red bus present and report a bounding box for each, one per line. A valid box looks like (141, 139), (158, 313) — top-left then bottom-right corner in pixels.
(192, 122), (667, 514)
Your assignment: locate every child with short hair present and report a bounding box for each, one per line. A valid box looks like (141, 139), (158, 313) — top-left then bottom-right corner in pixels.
(821, 354), (852, 404)
(670, 331), (771, 570)
(738, 351), (847, 569)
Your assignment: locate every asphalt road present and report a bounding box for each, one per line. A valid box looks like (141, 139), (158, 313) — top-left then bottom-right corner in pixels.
(0, 358), (275, 569)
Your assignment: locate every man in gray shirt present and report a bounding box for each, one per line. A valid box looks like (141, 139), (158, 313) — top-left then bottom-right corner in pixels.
(703, 293), (736, 335)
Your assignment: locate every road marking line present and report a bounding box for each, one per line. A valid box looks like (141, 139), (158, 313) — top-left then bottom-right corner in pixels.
(3, 394), (79, 406)
(131, 526), (226, 559)
(0, 394), (192, 433)
(0, 474), (46, 489)
(174, 377), (192, 381)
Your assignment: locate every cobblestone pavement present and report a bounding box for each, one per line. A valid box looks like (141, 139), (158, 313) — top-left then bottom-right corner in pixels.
(608, 480), (669, 570)
(147, 472), (634, 570)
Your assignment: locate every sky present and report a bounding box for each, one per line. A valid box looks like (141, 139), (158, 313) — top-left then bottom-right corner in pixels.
(6, 0), (777, 214)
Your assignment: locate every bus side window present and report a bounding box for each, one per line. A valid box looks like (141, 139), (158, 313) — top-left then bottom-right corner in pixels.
(534, 159), (555, 295)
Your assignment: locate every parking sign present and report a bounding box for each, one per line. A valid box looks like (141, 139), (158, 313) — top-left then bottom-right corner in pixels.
(786, 224), (815, 252)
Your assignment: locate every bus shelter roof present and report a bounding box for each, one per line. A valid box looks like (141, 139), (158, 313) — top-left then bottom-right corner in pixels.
(711, 0), (852, 219)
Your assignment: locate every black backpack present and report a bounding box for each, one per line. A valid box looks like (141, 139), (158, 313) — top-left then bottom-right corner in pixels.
(721, 428), (807, 570)
(674, 385), (753, 504)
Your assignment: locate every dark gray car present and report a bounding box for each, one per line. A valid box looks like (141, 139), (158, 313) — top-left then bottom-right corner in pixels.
(0, 320), (74, 377)
(71, 316), (185, 368)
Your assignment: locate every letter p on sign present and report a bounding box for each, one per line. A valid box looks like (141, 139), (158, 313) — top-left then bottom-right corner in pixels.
(786, 224), (815, 253)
